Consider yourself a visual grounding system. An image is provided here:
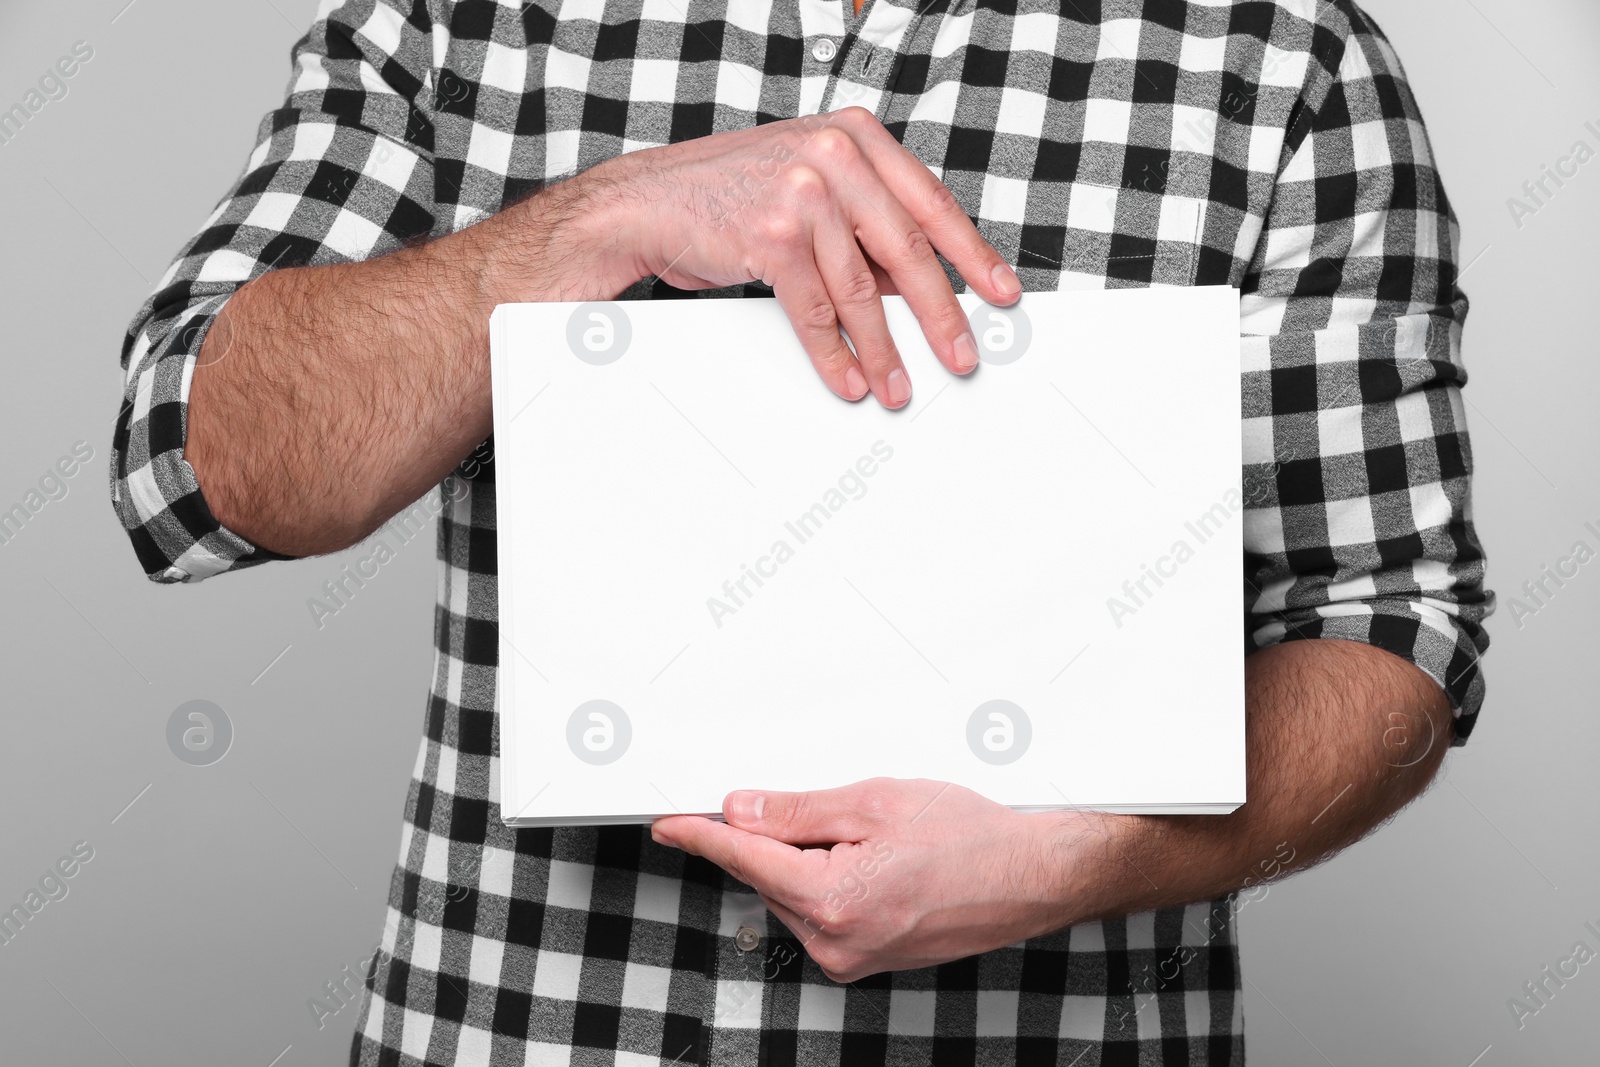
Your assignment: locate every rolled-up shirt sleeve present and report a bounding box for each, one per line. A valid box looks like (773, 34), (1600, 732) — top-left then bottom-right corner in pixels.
(109, 0), (437, 582)
(1239, 14), (1493, 741)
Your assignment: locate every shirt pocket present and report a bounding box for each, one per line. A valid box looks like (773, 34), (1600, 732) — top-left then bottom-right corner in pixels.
(975, 178), (1212, 292)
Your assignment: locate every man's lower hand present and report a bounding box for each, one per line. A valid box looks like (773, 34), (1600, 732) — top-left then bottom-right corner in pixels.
(650, 777), (1079, 983)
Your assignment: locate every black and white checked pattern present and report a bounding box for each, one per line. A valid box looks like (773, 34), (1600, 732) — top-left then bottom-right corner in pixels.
(109, 1), (1492, 1062)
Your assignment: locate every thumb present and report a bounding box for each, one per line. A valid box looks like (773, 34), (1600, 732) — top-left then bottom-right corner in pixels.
(724, 779), (896, 845)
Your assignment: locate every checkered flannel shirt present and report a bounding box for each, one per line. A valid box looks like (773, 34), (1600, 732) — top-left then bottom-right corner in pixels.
(111, 0), (1493, 1063)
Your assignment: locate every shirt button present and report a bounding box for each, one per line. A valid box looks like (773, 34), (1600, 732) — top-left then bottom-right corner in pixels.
(811, 37), (838, 63)
(734, 925), (761, 952)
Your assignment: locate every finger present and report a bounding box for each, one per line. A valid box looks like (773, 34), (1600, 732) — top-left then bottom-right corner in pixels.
(795, 126), (969, 380)
(652, 815), (819, 903)
(812, 221), (910, 408)
(722, 779), (896, 845)
(759, 892), (864, 984)
(759, 892), (830, 949)
(829, 163), (981, 377)
(759, 171), (871, 403)
(770, 256), (870, 402)
(865, 256), (899, 296)
(826, 107), (1021, 306)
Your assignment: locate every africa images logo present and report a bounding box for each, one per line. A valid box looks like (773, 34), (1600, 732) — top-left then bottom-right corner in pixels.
(968, 301), (1032, 365)
(566, 302), (632, 365)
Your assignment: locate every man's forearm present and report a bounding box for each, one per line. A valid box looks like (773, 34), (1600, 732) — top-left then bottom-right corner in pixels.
(185, 170), (641, 557)
(1044, 638), (1453, 927)
(183, 112), (1025, 559)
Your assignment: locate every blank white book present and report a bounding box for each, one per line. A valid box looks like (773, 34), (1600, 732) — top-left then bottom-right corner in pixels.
(489, 287), (1245, 826)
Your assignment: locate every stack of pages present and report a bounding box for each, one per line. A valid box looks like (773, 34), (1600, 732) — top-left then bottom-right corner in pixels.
(489, 287), (1244, 826)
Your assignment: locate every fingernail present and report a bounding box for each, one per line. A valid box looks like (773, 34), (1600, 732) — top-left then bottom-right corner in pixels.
(886, 368), (911, 406)
(651, 823), (677, 847)
(844, 365), (868, 400)
(991, 262), (1021, 298)
(727, 790), (765, 825)
(953, 332), (979, 371)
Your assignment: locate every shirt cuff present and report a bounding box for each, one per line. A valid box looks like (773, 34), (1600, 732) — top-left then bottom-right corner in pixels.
(110, 295), (297, 583)
(1248, 598), (1487, 745)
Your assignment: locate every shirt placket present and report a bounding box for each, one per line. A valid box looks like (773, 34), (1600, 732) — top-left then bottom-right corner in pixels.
(817, 0), (922, 119)
(794, 0), (849, 116)
(704, 888), (770, 1064)
(695, 8), (934, 1061)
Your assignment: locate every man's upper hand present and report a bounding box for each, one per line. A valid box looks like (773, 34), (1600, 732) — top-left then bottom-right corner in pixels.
(580, 106), (1022, 408)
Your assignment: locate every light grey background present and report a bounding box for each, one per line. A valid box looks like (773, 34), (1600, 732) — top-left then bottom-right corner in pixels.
(0, 1), (1594, 1063)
